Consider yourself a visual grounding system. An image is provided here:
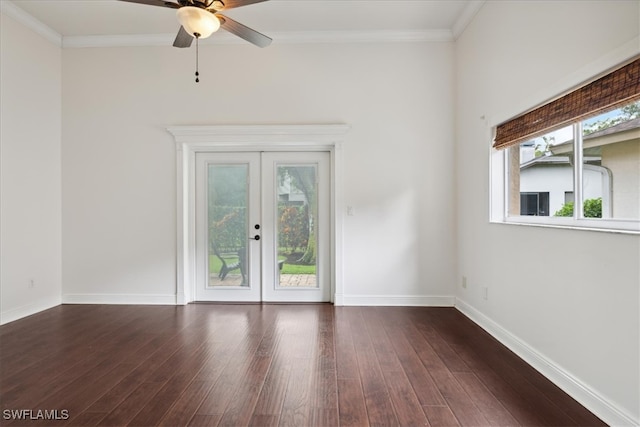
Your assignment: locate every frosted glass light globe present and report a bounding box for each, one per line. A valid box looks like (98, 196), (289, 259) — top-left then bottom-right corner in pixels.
(176, 6), (220, 39)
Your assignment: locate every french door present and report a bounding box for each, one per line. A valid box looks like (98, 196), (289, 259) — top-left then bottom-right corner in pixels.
(194, 151), (330, 302)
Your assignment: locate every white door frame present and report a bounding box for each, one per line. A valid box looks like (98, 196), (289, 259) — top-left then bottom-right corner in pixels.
(168, 124), (350, 305)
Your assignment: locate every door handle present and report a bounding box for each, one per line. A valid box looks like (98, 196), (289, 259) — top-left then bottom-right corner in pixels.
(250, 235), (261, 241)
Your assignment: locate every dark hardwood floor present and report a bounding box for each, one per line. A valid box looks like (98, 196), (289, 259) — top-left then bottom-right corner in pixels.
(0, 304), (605, 426)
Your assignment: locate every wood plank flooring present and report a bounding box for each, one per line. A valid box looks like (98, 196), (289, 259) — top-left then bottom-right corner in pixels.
(0, 305), (606, 426)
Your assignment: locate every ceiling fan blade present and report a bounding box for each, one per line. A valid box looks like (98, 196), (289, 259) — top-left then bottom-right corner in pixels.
(118, 0), (180, 9)
(217, 14), (272, 48)
(210, 0), (268, 11)
(173, 26), (193, 48)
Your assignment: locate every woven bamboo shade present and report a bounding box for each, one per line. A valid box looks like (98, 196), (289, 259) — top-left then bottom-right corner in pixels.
(493, 57), (640, 150)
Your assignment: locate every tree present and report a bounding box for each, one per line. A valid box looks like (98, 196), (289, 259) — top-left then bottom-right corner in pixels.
(208, 166), (248, 252)
(278, 166), (317, 265)
(621, 101), (640, 119)
(535, 135), (554, 157)
(583, 101), (640, 135)
(209, 165), (247, 207)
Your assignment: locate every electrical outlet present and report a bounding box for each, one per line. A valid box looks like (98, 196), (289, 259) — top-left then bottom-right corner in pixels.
(462, 276), (467, 289)
(482, 286), (488, 300)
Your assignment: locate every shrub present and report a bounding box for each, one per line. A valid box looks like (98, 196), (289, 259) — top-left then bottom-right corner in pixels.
(583, 198), (603, 218)
(278, 205), (309, 253)
(554, 197), (602, 218)
(554, 201), (574, 217)
(209, 206), (246, 253)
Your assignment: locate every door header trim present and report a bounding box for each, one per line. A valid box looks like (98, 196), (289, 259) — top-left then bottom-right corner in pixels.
(168, 124), (351, 146)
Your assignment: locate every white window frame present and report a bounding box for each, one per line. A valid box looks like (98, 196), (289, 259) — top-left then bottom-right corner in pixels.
(490, 121), (640, 234)
(489, 41), (640, 234)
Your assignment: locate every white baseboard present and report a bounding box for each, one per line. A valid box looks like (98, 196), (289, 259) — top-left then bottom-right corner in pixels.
(455, 298), (639, 427)
(61, 293), (454, 307)
(62, 293), (177, 305)
(341, 294), (455, 306)
(0, 296), (61, 325)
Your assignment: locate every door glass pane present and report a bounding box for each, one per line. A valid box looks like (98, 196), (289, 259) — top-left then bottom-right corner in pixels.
(277, 165), (318, 288)
(208, 164), (248, 287)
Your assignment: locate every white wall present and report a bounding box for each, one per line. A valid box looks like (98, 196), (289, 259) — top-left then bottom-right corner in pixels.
(0, 12), (62, 324)
(455, 1), (639, 425)
(61, 41), (456, 304)
(7, 1), (637, 422)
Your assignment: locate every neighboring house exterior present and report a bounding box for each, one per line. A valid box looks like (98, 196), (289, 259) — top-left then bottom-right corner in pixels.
(594, 119), (640, 219)
(519, 117), (640, 218)
(278, 173), (308, 206)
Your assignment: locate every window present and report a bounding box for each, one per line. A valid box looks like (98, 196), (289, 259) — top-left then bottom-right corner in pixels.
(520, 192), (549, 216)
(491, 57), (640, 233)
(564, 192), (574, 205)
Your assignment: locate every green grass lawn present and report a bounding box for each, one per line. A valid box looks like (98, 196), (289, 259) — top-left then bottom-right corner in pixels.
(280, 263), (316, 275)
(278, 254), (315, 275)
(209, 254), (316, 275)
(209, 255), (239, 273)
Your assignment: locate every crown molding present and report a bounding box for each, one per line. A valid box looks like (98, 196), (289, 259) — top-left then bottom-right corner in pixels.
(62, 29), (453, 49)
(271, 29), (453, 44)
(452, 0), (485, 40)
(1, 0), (62, 47)
(62, 33), (174, 49)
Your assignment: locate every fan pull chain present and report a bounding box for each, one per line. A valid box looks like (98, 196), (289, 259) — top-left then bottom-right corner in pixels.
(195, 33), (200, 83)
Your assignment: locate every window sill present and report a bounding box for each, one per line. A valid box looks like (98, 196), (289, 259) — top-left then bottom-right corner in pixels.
(491, 216), (640, 235)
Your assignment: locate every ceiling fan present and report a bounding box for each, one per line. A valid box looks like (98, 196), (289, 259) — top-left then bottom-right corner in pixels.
(118, 0), (272, 80)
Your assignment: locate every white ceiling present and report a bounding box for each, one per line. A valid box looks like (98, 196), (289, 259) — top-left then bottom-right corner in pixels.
(5, 0), (482, 44)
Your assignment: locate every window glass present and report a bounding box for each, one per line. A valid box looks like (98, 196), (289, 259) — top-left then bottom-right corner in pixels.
(506, 100), (640, 223)
(276, 165), (318, 288)
(582, 102), (640, 220)
(508, 125), (574, 217)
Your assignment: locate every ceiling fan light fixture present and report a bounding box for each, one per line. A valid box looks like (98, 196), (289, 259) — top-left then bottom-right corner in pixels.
(176, 6), (220, 39)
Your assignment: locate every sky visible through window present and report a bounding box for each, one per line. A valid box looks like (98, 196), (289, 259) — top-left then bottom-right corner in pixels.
(527, 105), (636, 155)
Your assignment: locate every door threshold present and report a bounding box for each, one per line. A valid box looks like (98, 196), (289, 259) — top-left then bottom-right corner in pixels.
(191, 301), (333, 305)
